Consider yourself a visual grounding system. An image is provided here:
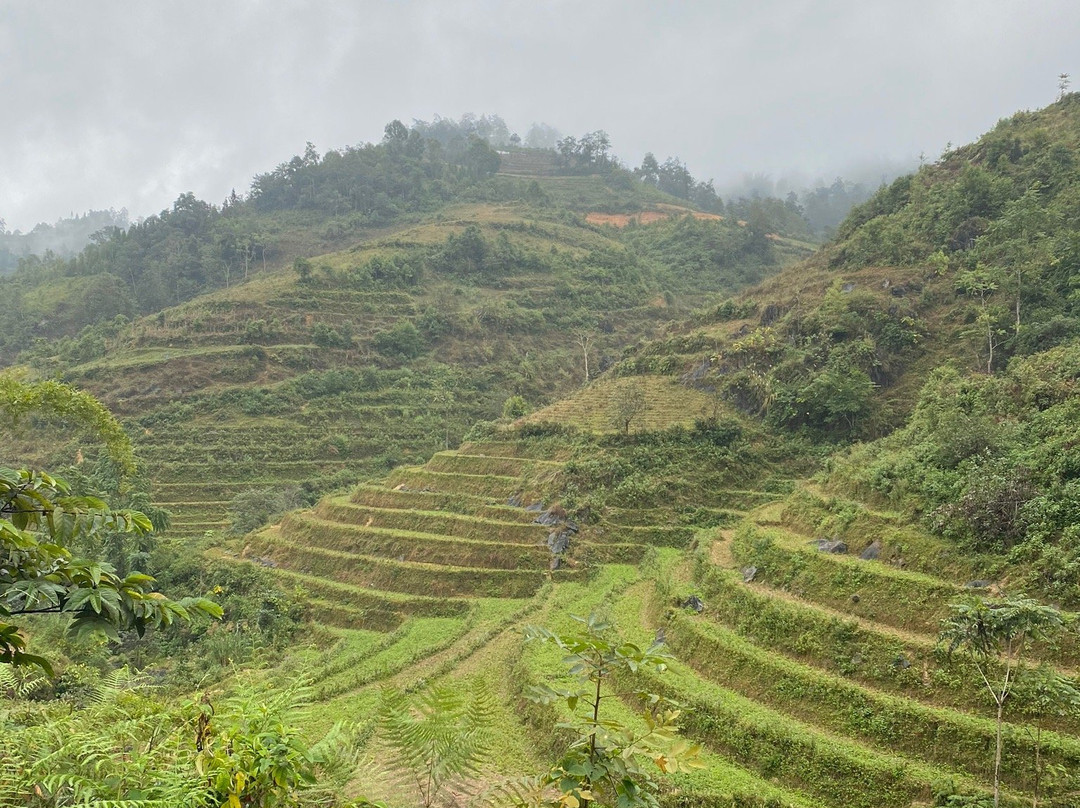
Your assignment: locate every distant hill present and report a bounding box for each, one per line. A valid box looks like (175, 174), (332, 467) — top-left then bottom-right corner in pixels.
(3, 129), (810, 534)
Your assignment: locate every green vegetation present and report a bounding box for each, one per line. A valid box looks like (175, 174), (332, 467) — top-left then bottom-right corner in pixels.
(0, 675), (359, 807)
(9, 96), (1080, 808)
(940, 596), (1069, 807)
(0, 208), (128, 274)
(829, 347), (1080, 606)
(512, 613), (701, 808)
(0, 467), (219, 672)
(378, 681), (495, 808)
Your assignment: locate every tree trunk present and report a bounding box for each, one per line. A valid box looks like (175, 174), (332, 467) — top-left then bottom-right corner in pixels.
(582, 668), (602, 808)
(1033, 725), (1041, 808)
(1016, 267), (1022, 336)
(995, 698), (1004, 808)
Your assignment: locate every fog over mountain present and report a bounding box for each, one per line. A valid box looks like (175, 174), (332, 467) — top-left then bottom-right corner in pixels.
(1, 0), (1077, 230)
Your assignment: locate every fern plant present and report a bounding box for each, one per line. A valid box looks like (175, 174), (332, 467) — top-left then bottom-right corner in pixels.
(0, 670), (360, 808)
(378, 680), (495, 808)
(0, 661), (50, 699)
(0, 668), (204, 807)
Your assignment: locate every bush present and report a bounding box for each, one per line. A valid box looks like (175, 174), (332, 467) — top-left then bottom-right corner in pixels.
(502, 395), (530, 419)
(373, 321), (426, 359)
(227, 486), (307, 536)
(311, 322), (348, 348)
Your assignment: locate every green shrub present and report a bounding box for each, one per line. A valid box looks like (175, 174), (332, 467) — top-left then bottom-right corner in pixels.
(373, 321), (426, 359)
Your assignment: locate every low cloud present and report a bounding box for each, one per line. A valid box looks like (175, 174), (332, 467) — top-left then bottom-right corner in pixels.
(1, 0), (1076, 229)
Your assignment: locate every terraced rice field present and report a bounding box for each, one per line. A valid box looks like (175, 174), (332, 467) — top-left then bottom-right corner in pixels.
(216, 432), (1080, 807)
(521, 376), (719, 433)
(137, 423), (365, 533)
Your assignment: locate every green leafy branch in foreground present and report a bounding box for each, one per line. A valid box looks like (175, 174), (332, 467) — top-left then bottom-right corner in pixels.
(507, 614), (702, 808)
(0, 467), (221, 673)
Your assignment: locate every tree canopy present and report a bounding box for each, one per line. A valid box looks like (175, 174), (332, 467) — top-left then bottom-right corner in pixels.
(0, 376), (220, 672)
(1, 373), (136, 477)
(0, 467), (220, 673)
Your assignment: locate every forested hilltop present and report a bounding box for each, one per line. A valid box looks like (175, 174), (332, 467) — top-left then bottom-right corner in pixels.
(0, 113), (877, 368)
(5, 98), (1080, 808)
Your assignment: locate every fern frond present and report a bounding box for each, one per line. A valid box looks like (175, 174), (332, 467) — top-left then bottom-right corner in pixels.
(0, 661), (50, 699)
(378, 678), (495, 808)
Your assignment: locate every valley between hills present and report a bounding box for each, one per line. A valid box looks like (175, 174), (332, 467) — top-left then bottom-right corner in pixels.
(5, 99), (1080, 808)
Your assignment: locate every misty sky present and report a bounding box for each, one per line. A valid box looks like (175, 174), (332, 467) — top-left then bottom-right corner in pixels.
(1, 1), (1077, 231)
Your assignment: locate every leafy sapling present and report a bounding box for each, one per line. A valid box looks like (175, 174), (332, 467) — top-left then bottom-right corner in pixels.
(939, 595), (1069, 808)
(517, 613), (701, 808)
(1012, 665), (1080, 808)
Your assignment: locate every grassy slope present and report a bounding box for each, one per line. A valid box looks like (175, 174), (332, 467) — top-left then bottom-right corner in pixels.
(225, 428), (1078, 807)
(12, 104), (1080, 807)
(19, 175), (798, 535)
(221, 100), (1080, 807)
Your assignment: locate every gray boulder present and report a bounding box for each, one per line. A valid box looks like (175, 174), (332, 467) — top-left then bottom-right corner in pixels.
(816, 539), (848, 554)
(859, 540), (881, 561)
(680, 595), (705, 613)
(547, 530), (572, 555)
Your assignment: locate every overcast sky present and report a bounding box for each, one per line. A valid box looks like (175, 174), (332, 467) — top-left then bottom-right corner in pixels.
(1, 1), (1077, 231)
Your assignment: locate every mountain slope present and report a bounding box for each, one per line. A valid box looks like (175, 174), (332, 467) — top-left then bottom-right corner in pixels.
(233, 96), (1080, 806)
(11, 99), (1080, 808)
(7, 170), (802, 535)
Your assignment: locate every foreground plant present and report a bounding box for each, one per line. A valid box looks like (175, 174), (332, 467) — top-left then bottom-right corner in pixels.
(195, 682), (360, 808)
(1, 376), (221, 672)
(1, 467), (222, 673)
(511, 613), (701, 808)
(0, 672), (359, 807)
(378, 680), (495, 808)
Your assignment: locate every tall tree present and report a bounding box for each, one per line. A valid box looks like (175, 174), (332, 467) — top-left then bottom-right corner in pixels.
(939, 596), (1068, 808)
(0, 376), (220, 672)
(957, 264), (1006, 373)
(609, 379), (649, 434)
(637, 153), (660, 186)
(977, 183), (1056, 336)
